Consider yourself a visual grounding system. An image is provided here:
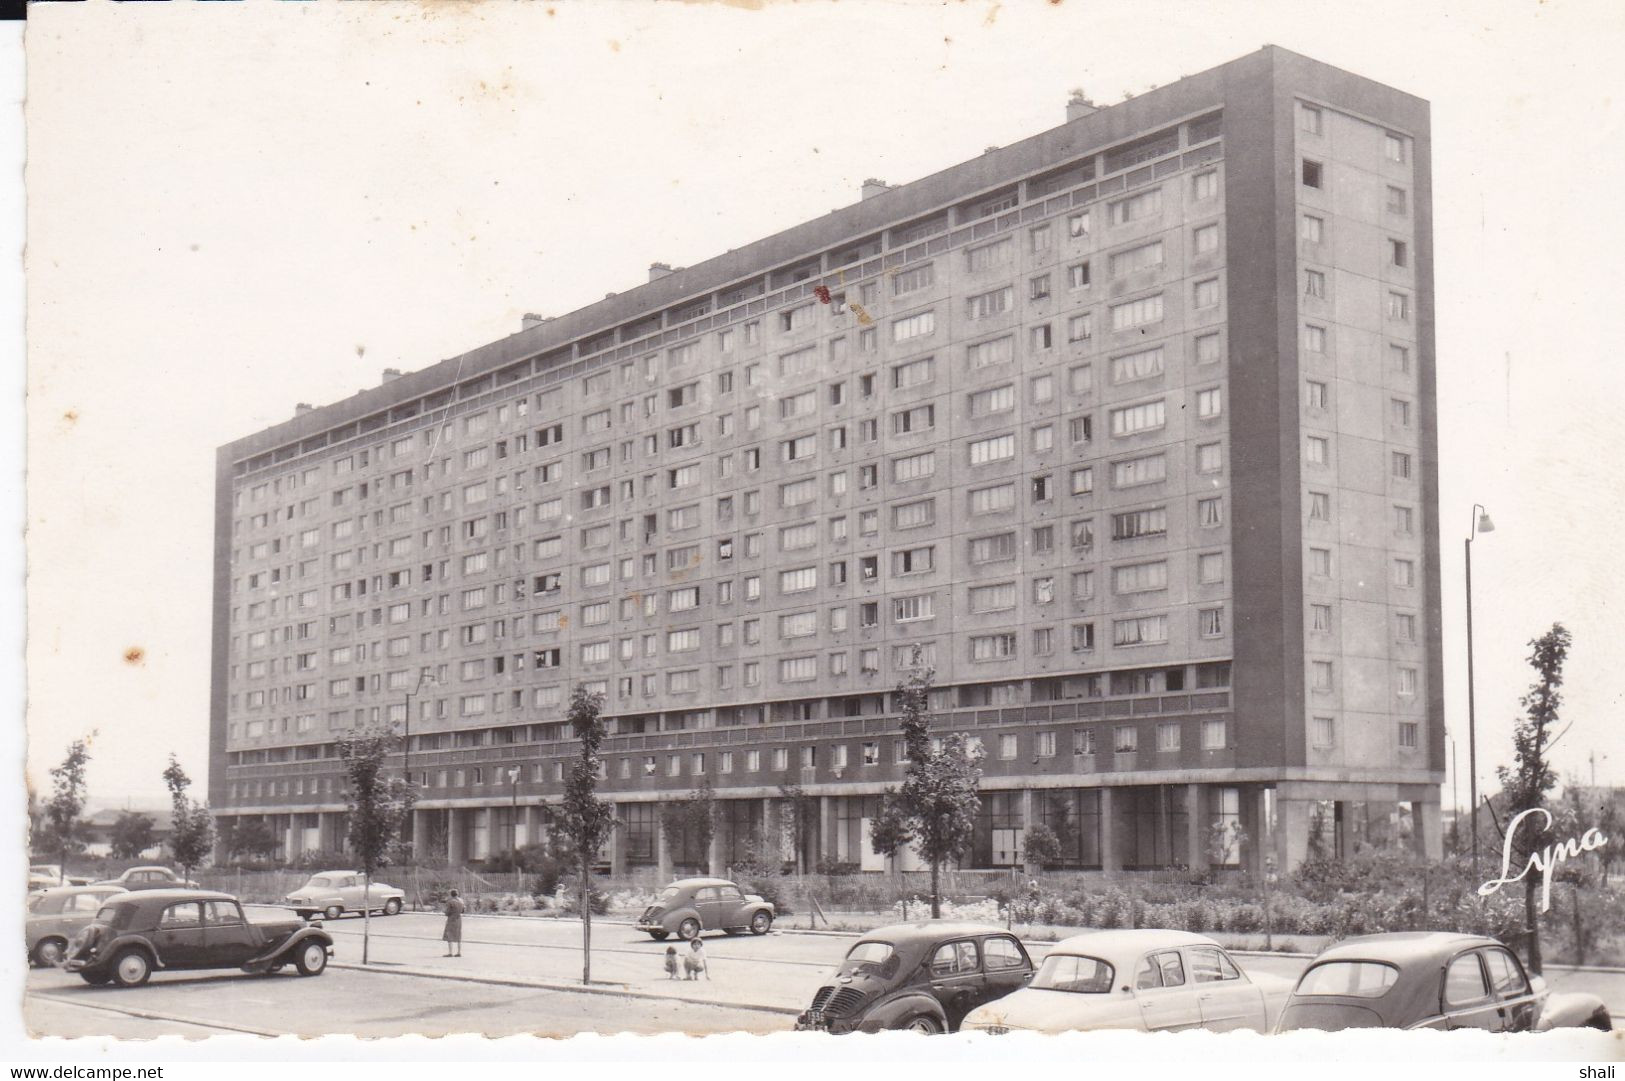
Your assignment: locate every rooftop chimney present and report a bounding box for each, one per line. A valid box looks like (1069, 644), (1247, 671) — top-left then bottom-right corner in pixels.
(860, 178), (891, 201)
(648, 262), (675, 282)
(1066, 90), (1098, 122)
(294, 403), (314, 416)
(522, 313), (552, 331)
(381, 368), (402, 384)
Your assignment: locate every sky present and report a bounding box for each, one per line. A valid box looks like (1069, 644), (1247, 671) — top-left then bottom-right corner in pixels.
(19, 0), (1625, 812)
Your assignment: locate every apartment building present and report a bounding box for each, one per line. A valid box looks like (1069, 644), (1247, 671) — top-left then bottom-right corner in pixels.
(211, 46), (1443, 878)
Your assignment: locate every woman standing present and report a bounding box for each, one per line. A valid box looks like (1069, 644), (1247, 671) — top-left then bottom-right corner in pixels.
(442, 888), (465, 957)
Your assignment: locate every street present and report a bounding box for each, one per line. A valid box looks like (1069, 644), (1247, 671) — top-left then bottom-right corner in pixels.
(23, 910), (1625, 1038)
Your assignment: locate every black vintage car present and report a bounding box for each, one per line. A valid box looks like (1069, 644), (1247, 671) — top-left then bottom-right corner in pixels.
(1275, 932), (1612, 1033)
(795, 922), (1034, 1034)
(62, 889), (334, 988)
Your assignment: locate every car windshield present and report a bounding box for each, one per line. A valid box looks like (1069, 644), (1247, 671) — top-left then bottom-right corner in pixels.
(95, 902), (134, 927)
(1294, 961), (1400, 998)
(838, 941), (896, 976)
(1031, 953), (1116, 993)
(308, 876), (337, 887)
(658, 886), (683, 902)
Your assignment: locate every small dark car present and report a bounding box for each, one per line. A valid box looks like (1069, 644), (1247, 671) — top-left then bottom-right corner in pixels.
(27, 886), (128, 966)
(92, 867), (199, 892)
(62, 889), (334, 988)
(1275, 932), (1613, 1033)
(795, 921), (1035, 1034)
(635, 878), (775, 940)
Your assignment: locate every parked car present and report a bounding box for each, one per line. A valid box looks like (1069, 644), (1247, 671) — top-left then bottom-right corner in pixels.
(1274, 932), (1613, 1033)
(284, 872), (405, 920)
(27, 885), (128, 966)
(62, 889), (334, 988)
(635, 877), (774, 940)
(795, 922), (1034, 1034)
(27, 873), (60, 895)
(961, 929), (1292, 1034)
(92, 867), (199, 892)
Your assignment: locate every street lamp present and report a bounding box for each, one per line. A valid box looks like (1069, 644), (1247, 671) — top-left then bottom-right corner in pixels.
(402, 671), (437, 785)
(1465, 504), (1494, 881)
(508, 766), (522, 853)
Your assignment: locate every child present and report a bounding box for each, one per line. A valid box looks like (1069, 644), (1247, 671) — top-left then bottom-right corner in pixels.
(684, 937), (709, 981)
(663, 945), (679, 980)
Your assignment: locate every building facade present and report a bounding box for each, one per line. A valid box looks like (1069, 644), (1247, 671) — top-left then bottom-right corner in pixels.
(211, 46), (1444, 878)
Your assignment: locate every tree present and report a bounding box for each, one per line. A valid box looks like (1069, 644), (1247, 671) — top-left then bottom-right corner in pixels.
(555, 685), (616, 985)
(776, 782), (816, 874)
(1023, 824), (1063, 871)
(223, 817), (280, 863)
(163, 754), (216, 885)
(1494, 623), (1571, 975)
(339, 723), (416, 965)
(110, 812), (157, 861)
(869, 660), (982, 918)
(44, 738), (93, 881)
(661, 778), (717, 872)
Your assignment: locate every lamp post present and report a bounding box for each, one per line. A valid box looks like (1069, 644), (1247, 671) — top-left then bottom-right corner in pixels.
(1465, 504), (1494, 881)
(508, 766), (522, 854)
(402, 671), (437, 785)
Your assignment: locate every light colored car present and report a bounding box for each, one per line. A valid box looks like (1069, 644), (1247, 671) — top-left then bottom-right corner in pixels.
(93, 866), (200, 892)
(284, 872), (405, 920)
(962, 929), (1293, 1034)
(634, 878), (774, 940)
(27, 885), (128, 966)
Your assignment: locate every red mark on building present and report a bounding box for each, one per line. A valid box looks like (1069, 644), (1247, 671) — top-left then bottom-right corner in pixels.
(813, 285), (832, 305)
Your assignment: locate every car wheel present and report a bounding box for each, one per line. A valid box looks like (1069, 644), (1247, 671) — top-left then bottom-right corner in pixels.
(294, 941), (328, 977)
(901, 1014), (942, 1034)
(31, 937), (67, 967)
(383, 898), (402, 916)
(750, 911), (773, 936)
(647, 931), (669, 941)
(111, 949), (152, 988)
(677, 918), (701, 941)
(324, 906), (343, 921)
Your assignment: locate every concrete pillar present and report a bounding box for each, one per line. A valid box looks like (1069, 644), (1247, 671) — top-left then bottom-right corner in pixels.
(610, 803), (628, 877)
(819, 795), (836, 868)
(1413, 799), (1443, 860)
(283, 815), (299, 860)
(312, 812), (327, 856)
(764, 798), (786, 864)
(655, 805), (673, 882)
(1185, 784), (1206, 873)
(1275, 799), (1312, 873)
(1333, 801), (1349, 860)
(1021, 790), (1039, 875)
(1099, 787), (1120, 876)
(708, 810), (726, 877)
(411, 808), (429, 863)
(446, 807), (466, 867)
(212, 816), (232, 866)
(522, 804), (541, 850)
(1241, 788), (1266, 879)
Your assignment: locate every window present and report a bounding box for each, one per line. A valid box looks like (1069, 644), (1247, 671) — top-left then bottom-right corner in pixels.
(1070, 623), (1096, 653)
(1193, 170), (1218, 200)
(1392, 451), (1413, 479)
(893, 545), (934, 575)
(970, 633), (1018, 661)
(1114, 726), (1138, 753)
(1071, 569), (1095, 600)
(892, 450), (936, 482)
(966, 336), (1013, 370)
(1389, 239), (1408, 268)
(893, 499), (935, 530)
(1112, 615), (1168, 646)
(968, 384), (1015, 417)
(1310, 547), (1333, 577)
(892, 263), (934, 295)
(1387, 186), (1409, 215)
(1307, 380), (1328, 410)
(1029, 223), (1052, 252)
(966, 237), (1013, 271)
(1198, 497), (1222, 527)
(1299, 102), (1323, 134)
(1303, 324), (1326, 353)
(1392, 398), (1412, 427)
(1109, 188), (1161, 225)
(1067, 312), (1093, 343)
(1306, 435), (1329, 465)
(780, 656), (817, 682)
(1112, 506), (1166, 540)
(1068, 415), (1092, 444)
(1390, 344), (1412, 374)
(968, 582), (1017, 613)
(1069, 467), (1093, 495)
(1308, 491), (1331, 521)
(968, 434), (1016, 465)
(1384, 132), (1407, 163)
(969, 533), (1016, 564)
(1301, 159), (1323, 188)
(1113, 561), (1167, 595)
(966, 287), (1014, 320)
(969, 482), (1016, 516)
(1201, 719), (1227, 750)
(1312, 716), (1336, 749)
(1068, 211), (1090, 237)
(1030, 324), (1053, 351)
(1300, 214), (1324, 243)
(1029, 274), (1051, 301)
(1396, 612), (1418, 642)
(1387, 291), (1411, 320)
(1398, 667), (1418, 696)
(1067, 261), (1091, 289)
(1069, 363), (1093, 395)
(780, 566), (817, 593)
(1311, 660), (1334, 692)
(892, 310), (936, 343)
(780, 478), (817, 507)
(1157, 723), (1180, 752)
(893, 594), (934, 623)
(1112, 453), (1166, 488)
(1394, 505), (1415, 535)
(891, 357), (935, 389)
(1110, 400), (1165, 436)
(1196, 388), (1221, 418)
(1108, 240), (1163, 277)
(1199, 607), (1223, 638)
(1311, 603), (1333, 633)
(1197, 553), (1224, 584)
(1110, 346), (1164, 384)
(1304, 269), (1326, 298)
(1193, 224), (1219, 255)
